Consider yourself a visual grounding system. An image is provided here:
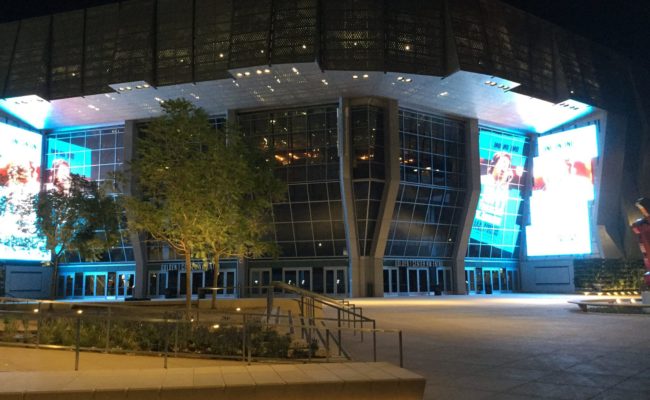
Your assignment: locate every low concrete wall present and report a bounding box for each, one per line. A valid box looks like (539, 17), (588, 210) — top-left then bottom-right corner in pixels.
(0, 362), (425, 400)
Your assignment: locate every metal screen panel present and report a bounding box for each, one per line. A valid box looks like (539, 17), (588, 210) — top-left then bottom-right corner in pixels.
(321, 0), (385, 71)
(508, 16), (556, 103)
(480, 2), (532, 86)
(270, 0), (317, 65)
(569, 37), (601, 106)
(591, 47), (634, 113)
(157, 0), (193, 86)
(50, 10), (84, 100)
(0, 22), (19, 97)
(384, 0), (445, 76)
(4, 17), (50, 99)
(111, 0), (155, 84)
(448, 0), (491, 75)
(83, 3), (120, 95)
(194, 0), (232, 82)
(229, 0), (271, 68)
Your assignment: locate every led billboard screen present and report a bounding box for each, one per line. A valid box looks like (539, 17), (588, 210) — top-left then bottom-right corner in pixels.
(0, 122), (48, 261)
(470, 130), (528, 254)
(526, 125), (598, 256)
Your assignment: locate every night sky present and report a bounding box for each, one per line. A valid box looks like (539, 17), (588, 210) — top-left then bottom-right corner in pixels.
(0, 0), (648, 68)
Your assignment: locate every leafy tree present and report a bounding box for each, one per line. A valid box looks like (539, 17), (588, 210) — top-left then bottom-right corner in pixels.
(122, 99), (283, 312)
(20, 174), (121, 298)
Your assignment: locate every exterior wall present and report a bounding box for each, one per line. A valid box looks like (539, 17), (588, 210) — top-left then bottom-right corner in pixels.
(520, 259), (574, 293)
(4, 264), (51, 299)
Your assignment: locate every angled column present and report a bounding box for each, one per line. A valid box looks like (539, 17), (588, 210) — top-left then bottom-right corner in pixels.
(451, 118), (480, 294)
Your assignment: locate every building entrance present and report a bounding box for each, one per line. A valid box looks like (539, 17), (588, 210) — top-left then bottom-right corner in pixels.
(383, 267), (399, 295)
(436, 267), (452, 293)
(282, 268), (311, 290)
(323, 267), (346, 296)
(407, 267), (430, 294)
(250, 268), (271, 295)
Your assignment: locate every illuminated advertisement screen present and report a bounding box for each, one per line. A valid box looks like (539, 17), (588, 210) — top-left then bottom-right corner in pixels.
(0, 122), (48, 261)
(526, 125), (598, 256)
(46, 138), (92, 187)
(470, 130), (528, 253)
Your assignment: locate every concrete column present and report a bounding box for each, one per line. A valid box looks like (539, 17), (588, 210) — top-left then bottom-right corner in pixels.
(123, 120), (148, 298)
(339, 97), (399, 297)
(338, 98), (361, 296)
(368, 98), (400, 297)
(451, 118), (480, 294)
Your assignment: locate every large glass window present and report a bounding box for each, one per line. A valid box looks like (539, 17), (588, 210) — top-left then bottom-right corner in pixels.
(46, 125), (134, 263)
(351, 106), (385, 256)
(467, 128), (529, 259)
(385, 110), (466, 258)
(239, 106), (346, 258)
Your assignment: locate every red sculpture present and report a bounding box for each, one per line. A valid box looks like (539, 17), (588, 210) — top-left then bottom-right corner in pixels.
(631, 198), (650, 287)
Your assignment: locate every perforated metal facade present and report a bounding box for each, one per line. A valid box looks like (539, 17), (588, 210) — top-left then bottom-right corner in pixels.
(0, 0), (644, 115)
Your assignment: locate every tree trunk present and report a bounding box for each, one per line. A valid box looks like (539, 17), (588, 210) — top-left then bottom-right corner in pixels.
(211, 256), (220, 309)
(49, 252), (59, 300)
(185, 252), (192, 314)
(212, 256), (220, 288)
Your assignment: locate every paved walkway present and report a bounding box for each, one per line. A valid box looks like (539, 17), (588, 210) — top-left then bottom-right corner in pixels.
(336, 294), (650, 400)
(1, 294), (649, 399)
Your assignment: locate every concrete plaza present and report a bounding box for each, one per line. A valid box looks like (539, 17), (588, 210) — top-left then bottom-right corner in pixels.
(340, 294), (650, 400)
(1, 294), (649, 399)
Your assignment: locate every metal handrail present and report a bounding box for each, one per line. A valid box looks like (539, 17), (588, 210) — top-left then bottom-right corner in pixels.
(0, 307), (403, 368)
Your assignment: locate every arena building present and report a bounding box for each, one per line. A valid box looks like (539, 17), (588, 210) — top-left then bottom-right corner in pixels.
(0, 0), (648, 299)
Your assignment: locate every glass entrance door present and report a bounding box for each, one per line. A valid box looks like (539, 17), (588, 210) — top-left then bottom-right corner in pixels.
(216, 269), (236, 295)
(482, 268), (501, 294)
(57, 273), (75, 298)
(407, 268), (429, 294)
(465, 268), (477, 294)
(323, 267), (347, 296)
(250, 268), (271, 295)
(436, 267), (452, 293)
(283, 268), (312, 291)
(117, 273), (135, 298)
(84, 273), (107, 298)
(383, 267), (399, 296)
(148, 271), (167, 297)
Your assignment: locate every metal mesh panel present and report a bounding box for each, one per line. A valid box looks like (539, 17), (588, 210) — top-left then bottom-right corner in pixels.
(0, 22), (19, 97)
(556, 31), (589, 103)
(229, 0), (271, 68)
(384, 0), (445, 76)
(157, 0), (193, 86)
(4, 17), (50, 98)
(448, 0), (491, 75)
(569, 37), (601, 106)
(321, 0), (385, 71)
(111, 0), (155, 84)
(509, 16), (556, 103)
(50, 11), (84, 100)
(84, 3), (120, 95)
(270, 0), (317, 65)
(480, 2), (531, 86)
(194, 0), (232, 82)
(593, 50), (635, 113)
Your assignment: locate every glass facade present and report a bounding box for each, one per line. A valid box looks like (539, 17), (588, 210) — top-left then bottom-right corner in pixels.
(46, 125), (134, 263)
(385, 109), (466, 259)
(239, 105), (346, 258)
(351, 105), (385, 256)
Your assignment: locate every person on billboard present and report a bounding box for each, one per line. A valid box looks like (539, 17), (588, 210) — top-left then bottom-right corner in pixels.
(631, 197), (650, 287)
(478, 152), (513, 225)
(48, 159), (72, 193)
